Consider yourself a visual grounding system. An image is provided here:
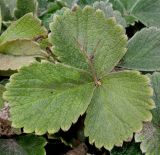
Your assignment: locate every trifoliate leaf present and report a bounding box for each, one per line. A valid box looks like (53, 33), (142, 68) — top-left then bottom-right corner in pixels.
(4, 62), (95, 135)
(0, 13), (47, 44)
(135, 72), (160, 155)
(84, 71), (154, 150)
(0, 84), (5, 109)
(49, 6), (127, 77)
(0, 135), (46, 155)
(93, 1), (126, 27)
(14, 0), (38, 19)
(4, 6), (154, 151)
(111, 141), (142, 155)
(120, 27), (160, 71)
(132, 0), (160, 27)
(0, 40), (44, 71)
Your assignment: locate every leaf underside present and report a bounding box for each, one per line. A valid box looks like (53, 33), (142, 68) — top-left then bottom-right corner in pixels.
(4, 6), (155, 151)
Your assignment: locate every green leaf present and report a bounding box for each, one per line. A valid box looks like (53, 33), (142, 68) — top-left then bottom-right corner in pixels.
(109, 0), (138, 25)
(132, 0), (160, 27)
(111, 141), (142, 155)
(120, 27), (160, 71)
(0, 13), (47, 44)
(49, 6), (127, 77)
(0, 135), (46, 155)
(110, 0), (160, 27)
(135, 72), (160, 155)
(14, 0), (38, 19)
(0, 84), (5, 109)
(84, 71), (154, 150)
(93, 1), (126, 27)
(0, 40), (44, 71)
(0, 0), (13, 21)
(3, 62), (95, 135)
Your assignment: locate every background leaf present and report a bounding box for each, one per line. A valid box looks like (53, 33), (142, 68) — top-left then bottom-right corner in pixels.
(119, 27), (160, 71)
(135, 72), (160, 155)
(93, 1), (126, 27)
(111, 141), (142, 155)
(0, 40), (44, 71)
(0, 13), (47, 44)
(132, 0), (160, 27)
(84, 71), (154, 150)
(14, 0), (38, 19)
(0, 135), (46, 155)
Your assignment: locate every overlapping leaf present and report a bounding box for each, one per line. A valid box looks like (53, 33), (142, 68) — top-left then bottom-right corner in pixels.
(0, 13), (47, 71)
(0, 13), (47, 44)
(4, 6), (155, 151)
(0, 40), (44, 71)
(110, 0), (160, 27)
(0, 135), (46, 155)
(135, 72), (160, 155)
(132, 0), (160, 27)
(120, 27), (160, 71)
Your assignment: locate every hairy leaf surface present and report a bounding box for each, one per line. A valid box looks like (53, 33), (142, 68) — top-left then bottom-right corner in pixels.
(49, 6), (127, 77)
(135, 72), (160, 155)
(132, 0), (160, 27)
(4, 62), (95, 135)
(85, 71), (154, 150)
(120, 27), (160, 71)
(0, 135), (46, 155)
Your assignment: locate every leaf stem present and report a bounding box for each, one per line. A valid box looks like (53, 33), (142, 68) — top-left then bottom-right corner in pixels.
(75, 39), (101, 86)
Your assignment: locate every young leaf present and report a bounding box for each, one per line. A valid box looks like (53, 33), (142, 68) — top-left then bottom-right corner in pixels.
(84, 71), (154, 150)
(0, 84), (5, 109)
(14, 0), (38, 19)
(119, 27), (160, 71)
(135, 72), (160, 154)
(0, 40), (44, 71)
(4, 62), (95, 135)
(0, 13), (47, 44)
(0, 135), (46, 155)
(132, 0), (160, 27)
(93, 1), (126, 27)
(49, 6), (127, 77)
